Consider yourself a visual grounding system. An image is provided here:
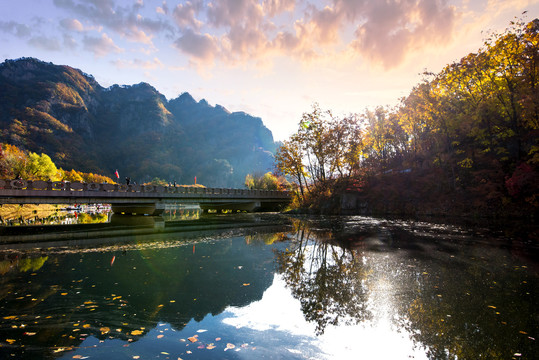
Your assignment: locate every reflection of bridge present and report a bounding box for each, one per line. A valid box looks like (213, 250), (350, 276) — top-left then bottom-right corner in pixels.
(0, 179), (291, 215)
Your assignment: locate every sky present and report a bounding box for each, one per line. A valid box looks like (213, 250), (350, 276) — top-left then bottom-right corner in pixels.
(1, 0), (538, 141)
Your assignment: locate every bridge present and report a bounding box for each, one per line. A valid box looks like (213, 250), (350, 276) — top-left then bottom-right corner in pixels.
(0, 179), (291, 216)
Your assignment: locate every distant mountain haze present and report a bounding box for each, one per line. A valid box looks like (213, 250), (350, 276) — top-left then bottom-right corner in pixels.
(0, 58), (277, 187)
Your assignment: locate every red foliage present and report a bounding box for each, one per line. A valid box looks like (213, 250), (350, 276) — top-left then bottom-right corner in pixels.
(505, 163), (537, 198)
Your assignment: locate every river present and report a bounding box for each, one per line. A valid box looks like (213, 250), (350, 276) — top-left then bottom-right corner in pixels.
(0, 214), (537, 359)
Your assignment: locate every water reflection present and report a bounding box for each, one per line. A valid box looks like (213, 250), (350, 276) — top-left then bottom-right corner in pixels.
(273, 216), (538, 359)
(0, 216), (537, 359)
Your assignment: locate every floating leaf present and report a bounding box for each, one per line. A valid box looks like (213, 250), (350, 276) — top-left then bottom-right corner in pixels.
(131, 330), (143, 336)
(24, 332), (36, 336)
(83, 324), (91, 328)
(61, 293), (68, 296)
(133, 356), (140, 359)
(488, 305), (497, 309)
(197, 329), (207, 333)
(100, 327), (110, 334)
(225, 343), (235, 351)
(6, 339), (16, 344)
(188, 336), (198, 343)
(206, 344), (216, 350)
(157, 334), (164, 339)
(215, 337), (221, 341)
(242, 283), (250, 286)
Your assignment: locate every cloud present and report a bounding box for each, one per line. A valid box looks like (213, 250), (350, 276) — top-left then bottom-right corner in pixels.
(53, 0), (173, 44)
(60, 18), (84, 32)
(262, 0), (296, 17)
(28, 36), (62, 51)
(350, 0), (457, 68)
(172, 0), (203, 30)
(113, 57), (164, 69)
(207, 0), (264, 28)
(156, 1), (169, 15)
(63, 34), (78, 50)
(83, 33), (123, 57)
(173, 29), (219, 62)
(0, 21), (32, 38)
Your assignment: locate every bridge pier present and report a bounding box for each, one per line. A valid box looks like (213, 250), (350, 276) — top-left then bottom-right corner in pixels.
(110, 203), (165, 216)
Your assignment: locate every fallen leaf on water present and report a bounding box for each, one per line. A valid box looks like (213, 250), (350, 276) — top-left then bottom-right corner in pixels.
(133, 356), (140, 359)
(61, 293), (68, 296)
(100, 327), (110, 334)
(161, 352), (169, 355)
(215, 337), (221, 341)
(131, 330), (143, 336)
(519, 331), (528, 335)
(197, 329), (207, 333)
(157, 334), (164, 339)
(188, 336), (198, 343)
(186, 351), (192, 354)
(72, 355), (82, 359)
(488, 305), (496, 309)
(3, 316), (17, 320)
(24, 332), (36, 336)
(6, 339), (16, 344)
(242, 283), (250, 286)
(206, 344), (216, 350)
(225, 343), (235, 351)
(83, 324), (91, 328)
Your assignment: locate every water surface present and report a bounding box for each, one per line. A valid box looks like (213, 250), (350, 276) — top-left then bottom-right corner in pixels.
(0, 215), (537, 359)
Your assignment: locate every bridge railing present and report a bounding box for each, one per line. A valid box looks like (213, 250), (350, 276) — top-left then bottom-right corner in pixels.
(0, 180), (290, 198)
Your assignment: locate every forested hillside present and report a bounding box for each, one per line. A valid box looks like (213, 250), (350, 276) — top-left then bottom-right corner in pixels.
(0, 58), (276, 187)
(276, 19), (539, 217)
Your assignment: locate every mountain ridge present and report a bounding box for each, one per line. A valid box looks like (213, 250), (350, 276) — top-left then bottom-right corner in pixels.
(0, 57), (277, 187)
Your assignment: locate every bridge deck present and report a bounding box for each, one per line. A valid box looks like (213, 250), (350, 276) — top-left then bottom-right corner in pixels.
(0, 179), (291, 214)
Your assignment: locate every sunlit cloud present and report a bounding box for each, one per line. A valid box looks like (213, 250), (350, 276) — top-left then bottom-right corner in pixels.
(60, 18), (84, 32)
(83, 33), (123, 57)
(172, 0), (203, 30)
(262, 0), (296, 17)
(350, 0), (457, 68)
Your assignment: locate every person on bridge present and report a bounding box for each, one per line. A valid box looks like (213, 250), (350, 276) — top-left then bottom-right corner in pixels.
(125, 177), (131, 186)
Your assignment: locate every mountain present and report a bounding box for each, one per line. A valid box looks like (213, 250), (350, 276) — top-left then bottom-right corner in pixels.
(0, 58), (277, 187)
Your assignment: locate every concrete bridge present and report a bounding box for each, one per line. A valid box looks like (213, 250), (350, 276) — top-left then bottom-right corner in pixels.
(0, 179), (291, 215)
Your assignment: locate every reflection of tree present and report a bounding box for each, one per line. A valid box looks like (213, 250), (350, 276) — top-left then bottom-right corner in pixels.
(275, 220), (372, 335)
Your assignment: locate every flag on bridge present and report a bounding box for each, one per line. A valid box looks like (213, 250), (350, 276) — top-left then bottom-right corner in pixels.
(115, 169), (119, 179)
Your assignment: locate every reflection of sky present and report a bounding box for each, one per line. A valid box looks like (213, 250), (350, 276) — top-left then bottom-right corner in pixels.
(222, 274), (428, 359)
(65, 272), (427, 359)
